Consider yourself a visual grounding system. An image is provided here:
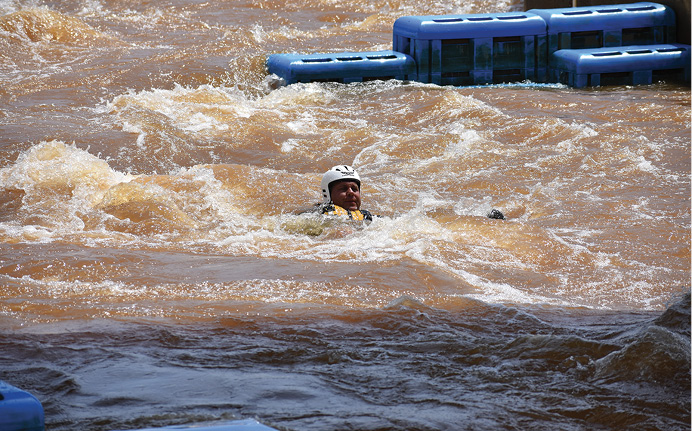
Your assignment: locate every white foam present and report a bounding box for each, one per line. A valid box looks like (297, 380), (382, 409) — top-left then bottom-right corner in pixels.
(279, 139), (299, 153)
(285, 112), (318, 134)
(636, 156), (657, 172)
(108, 84), (257, 138)
(0, 140), (133, 202)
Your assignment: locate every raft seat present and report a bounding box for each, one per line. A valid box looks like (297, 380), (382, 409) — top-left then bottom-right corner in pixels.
(550, 44), (691, 87)
(266, 50), (416, 85)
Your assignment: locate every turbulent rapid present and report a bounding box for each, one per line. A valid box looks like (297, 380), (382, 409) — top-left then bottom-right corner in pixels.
(0, 0), (689, 430)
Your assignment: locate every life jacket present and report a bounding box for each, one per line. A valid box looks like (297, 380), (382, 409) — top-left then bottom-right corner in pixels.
(320, 203), (374, 221)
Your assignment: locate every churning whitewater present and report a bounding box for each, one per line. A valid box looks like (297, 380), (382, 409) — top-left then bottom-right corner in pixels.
(0, 0), (689, 430)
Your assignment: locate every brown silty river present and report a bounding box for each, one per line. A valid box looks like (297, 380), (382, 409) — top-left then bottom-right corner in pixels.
(0, 1), (689, 430)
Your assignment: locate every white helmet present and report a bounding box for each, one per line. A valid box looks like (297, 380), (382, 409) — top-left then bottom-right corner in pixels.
(321, 165), (361, 203)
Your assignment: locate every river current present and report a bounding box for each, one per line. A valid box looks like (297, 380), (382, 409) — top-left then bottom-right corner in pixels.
(0, 0), (689, 430)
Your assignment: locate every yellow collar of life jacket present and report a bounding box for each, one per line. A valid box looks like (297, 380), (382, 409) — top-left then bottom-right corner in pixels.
(321, 204), (371, 221)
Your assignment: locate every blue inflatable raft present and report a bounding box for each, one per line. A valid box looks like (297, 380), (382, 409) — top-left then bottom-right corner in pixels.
(550, 43), (690, 87)
(0, 380), (45, 431)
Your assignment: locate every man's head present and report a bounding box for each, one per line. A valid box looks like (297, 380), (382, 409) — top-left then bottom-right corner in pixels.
(321, 165), (361, 211)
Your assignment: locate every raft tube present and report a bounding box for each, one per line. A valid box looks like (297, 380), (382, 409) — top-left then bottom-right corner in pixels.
(550, 43), (691, 87)
(0, 380), (45, 431)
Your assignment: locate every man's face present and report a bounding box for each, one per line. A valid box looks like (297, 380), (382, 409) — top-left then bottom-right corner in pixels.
(330, 180), (361, 211)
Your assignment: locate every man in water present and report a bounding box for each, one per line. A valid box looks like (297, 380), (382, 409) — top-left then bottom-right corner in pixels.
(317, 165), (374, 221)
(313, 164), (504, 221)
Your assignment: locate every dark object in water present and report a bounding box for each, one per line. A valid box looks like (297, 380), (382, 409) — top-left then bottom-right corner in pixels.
(487, 209), (505, 219)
